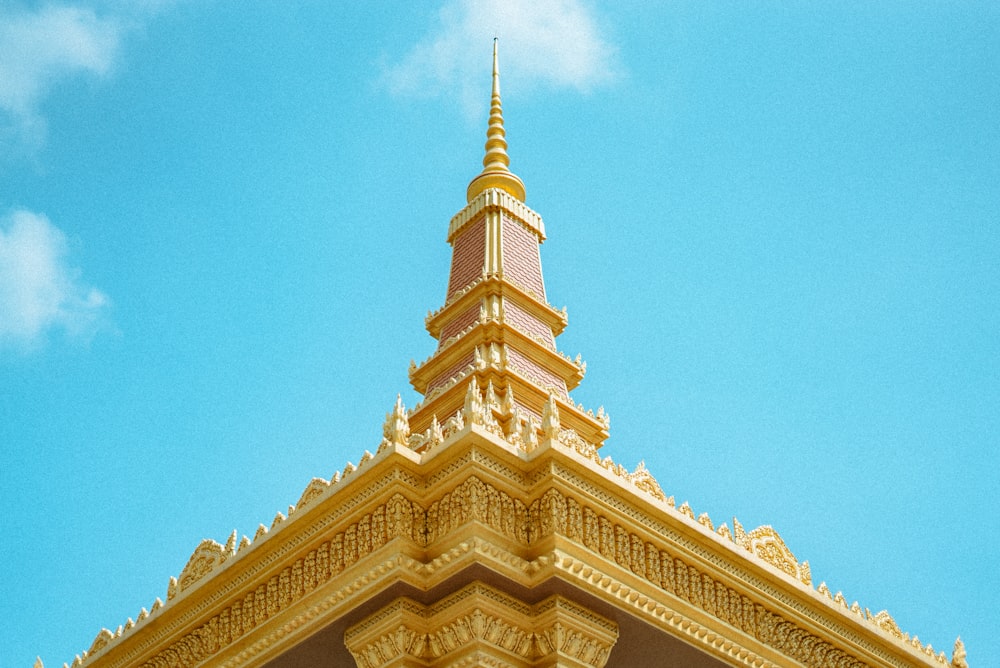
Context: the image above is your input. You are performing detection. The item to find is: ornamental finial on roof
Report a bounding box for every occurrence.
[952,637,968,668]
[466,38,527,203]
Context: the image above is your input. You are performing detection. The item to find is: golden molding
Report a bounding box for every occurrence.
[59,399,960,668]
[450,188,543,243]
[345,581,618,667]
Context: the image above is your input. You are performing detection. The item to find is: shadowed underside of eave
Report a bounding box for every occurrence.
[262,564,731,668]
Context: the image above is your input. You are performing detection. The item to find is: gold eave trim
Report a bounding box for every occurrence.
[408,361,606,445]
[409,321,583,396]
[76,431,946,668]
[502,373,609,442]
[448,187,545,243]
[499,322,584,390]
[426,275,567,339]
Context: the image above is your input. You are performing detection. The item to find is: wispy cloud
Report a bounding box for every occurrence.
[0,4,124,153]
[0,210,110,350]
[383,0,622,115]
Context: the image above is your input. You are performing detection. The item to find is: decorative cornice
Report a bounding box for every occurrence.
[406,365,608,449]
[62,418,959,668]
[424,271,567,340]
[345,581,618,668]
[449,187,544,242]
[410,321,584,396]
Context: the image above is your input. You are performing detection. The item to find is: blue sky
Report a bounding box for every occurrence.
[1,2,996,666]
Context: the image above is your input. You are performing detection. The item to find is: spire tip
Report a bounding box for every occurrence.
[467,39,526,203]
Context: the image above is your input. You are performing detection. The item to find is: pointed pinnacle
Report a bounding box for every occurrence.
[466,39,526,202]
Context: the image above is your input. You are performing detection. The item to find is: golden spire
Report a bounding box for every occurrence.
[466,38,527,203]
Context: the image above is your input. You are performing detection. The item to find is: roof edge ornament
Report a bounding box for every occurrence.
[466,38,526,203]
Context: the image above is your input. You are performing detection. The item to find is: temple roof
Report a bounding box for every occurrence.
[407,39,607,450]
[46,41,967,668]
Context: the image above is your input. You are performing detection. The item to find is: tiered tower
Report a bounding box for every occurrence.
[50,40,966,668]
[407,39,609,449]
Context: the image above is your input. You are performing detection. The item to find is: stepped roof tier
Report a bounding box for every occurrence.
[46,41,967,668]
[407,39,606,449]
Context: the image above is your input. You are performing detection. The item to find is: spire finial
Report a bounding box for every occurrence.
[492,36,499,90]
[466,39,526,203]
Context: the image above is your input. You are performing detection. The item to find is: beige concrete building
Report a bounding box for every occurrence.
[51,43,967,668]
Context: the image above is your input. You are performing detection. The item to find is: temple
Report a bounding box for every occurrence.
[48,41,967,668]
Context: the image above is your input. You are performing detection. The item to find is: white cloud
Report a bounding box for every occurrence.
[0,4,123,152]
[0,210,110,349]
[384,0,621,115]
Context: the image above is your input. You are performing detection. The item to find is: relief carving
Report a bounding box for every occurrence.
[295,477,330,511]
[77,451,950,668]
[177,539,227,592]
[345,582,617,668]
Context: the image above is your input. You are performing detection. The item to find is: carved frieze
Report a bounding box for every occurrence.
[345,581,618,668]
[70,435,953,668]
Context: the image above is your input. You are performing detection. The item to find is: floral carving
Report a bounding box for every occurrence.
[382,395,410,448]
[952,638,968,668]
[736,522,812,586]
[69,439,953,668]
[869,609,904,639]
[346,582,617,668]
[629,460,665,501]
[177,539,227,591]
[295,477,330,510]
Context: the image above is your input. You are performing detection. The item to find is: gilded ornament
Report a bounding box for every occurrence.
[952,638,968,668]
